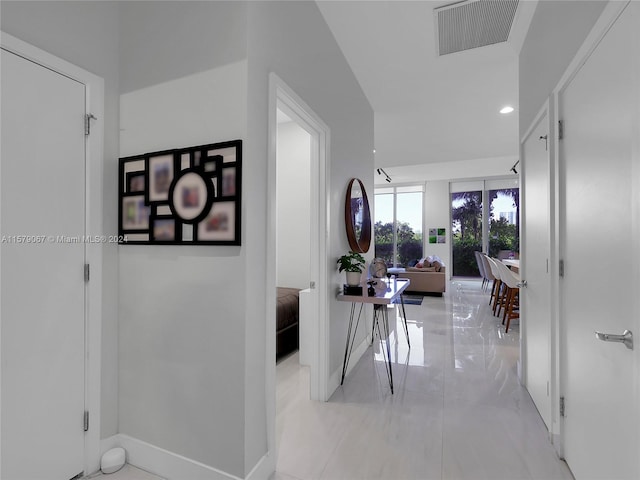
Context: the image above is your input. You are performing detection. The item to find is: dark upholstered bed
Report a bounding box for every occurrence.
[276,287,300,359]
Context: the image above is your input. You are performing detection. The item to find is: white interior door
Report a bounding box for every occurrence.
[1,49,86,479]
[522,112,552,430]
[560,3,640,479]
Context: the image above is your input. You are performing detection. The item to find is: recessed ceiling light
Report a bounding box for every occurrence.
[500,106,515,114]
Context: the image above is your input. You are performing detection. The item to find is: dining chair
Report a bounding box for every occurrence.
[485,257,503,314]
[474,251,488,290]
[480,254,497,300]
[495,260,521,333]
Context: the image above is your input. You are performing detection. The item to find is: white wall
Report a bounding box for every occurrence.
[519,0,607,138]
[276,121,311,289]
[3,2,375,478]
[245,1,374,473]
[518,0,610,449]
[118,0,247,94]
[115,2,251,476]
[118,62,248,476]
[376,156,518,185]
[1,0,121,439]
[424,181,451,276]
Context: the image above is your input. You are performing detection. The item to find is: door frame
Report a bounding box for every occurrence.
[551,0,632,460]
[266,71,331,453]
[0,32,104,475]
[519,99,557,439]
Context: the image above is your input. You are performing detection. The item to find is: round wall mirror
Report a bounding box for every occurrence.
[345,178,371,253]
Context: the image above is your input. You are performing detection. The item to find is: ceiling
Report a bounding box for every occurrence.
[316,0,537,183]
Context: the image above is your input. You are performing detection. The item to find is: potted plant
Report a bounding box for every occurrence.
[337,251,366,286]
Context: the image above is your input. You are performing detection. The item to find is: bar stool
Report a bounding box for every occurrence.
[495,260,520,333]
[485,257,503,314]
[474,251,488,290]
[480,254,497,297]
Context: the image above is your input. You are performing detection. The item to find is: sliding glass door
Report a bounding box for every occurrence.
[374,185,424,267]
[451,190,483,276]
[488,188,519,258]
[451,178,519,277]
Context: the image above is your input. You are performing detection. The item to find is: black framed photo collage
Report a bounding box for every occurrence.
[118,140,242,245]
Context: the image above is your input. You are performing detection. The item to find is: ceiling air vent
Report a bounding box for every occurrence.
[435,0,519,56]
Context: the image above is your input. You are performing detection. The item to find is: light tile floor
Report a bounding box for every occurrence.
[273,280,574,480]
[86,464,164,479]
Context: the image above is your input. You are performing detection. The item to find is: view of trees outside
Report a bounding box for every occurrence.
[374,190,423,267]
[374,193,394,265]
[396,191,423,266]
[489,188,520,258]
[451,191,483,276]
[451,188,519,277]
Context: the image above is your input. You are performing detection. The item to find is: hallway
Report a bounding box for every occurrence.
[274,280,573,480]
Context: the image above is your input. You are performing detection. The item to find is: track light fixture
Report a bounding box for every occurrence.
[376,168,392,183]
[510,160,520,175]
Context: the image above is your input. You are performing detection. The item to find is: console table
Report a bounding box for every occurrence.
[336,278,410,393]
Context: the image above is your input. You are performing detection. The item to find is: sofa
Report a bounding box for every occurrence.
[398,256,446,295]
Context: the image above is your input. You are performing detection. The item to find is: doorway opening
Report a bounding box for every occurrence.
[266,73,330,467]
[275,110,312,364]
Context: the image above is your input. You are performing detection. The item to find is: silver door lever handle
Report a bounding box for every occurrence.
[594,330,633,350]
[517,280,527,288]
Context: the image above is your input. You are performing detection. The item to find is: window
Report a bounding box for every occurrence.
[488,188,519,258]
[450,178,519,277]
[374,185,424,267]
[451,190,483,276]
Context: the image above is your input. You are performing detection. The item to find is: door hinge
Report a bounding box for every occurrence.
[558,120,564,140]
[559,259,564,278]
[84,410,89,432]
[560,396,565,417]
[85,113,97,136]
[84,263,90,283]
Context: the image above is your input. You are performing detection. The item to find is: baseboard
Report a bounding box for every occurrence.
[328,335,370,396]
[551,432,564,459]
[99,434,254,480]
[246,452,274,480]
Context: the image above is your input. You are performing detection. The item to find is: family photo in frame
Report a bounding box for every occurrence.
[118,139,242,245]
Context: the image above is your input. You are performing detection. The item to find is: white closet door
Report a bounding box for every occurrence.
[559,3,640,479]
[521,112,551,430]
[1,49,86,480]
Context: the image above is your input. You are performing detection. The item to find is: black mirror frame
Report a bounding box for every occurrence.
[344,178,371,253]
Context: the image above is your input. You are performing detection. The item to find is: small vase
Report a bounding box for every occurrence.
[345,271,361,286]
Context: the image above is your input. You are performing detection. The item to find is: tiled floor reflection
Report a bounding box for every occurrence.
[273,280,574,480]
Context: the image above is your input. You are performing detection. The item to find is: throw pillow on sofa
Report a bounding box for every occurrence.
[406,266,436,272]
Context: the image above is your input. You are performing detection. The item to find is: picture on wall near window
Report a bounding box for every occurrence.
[429,227,446,244]
[118,139,242,245]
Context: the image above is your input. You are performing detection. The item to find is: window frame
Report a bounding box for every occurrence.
[374,183,425,268]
